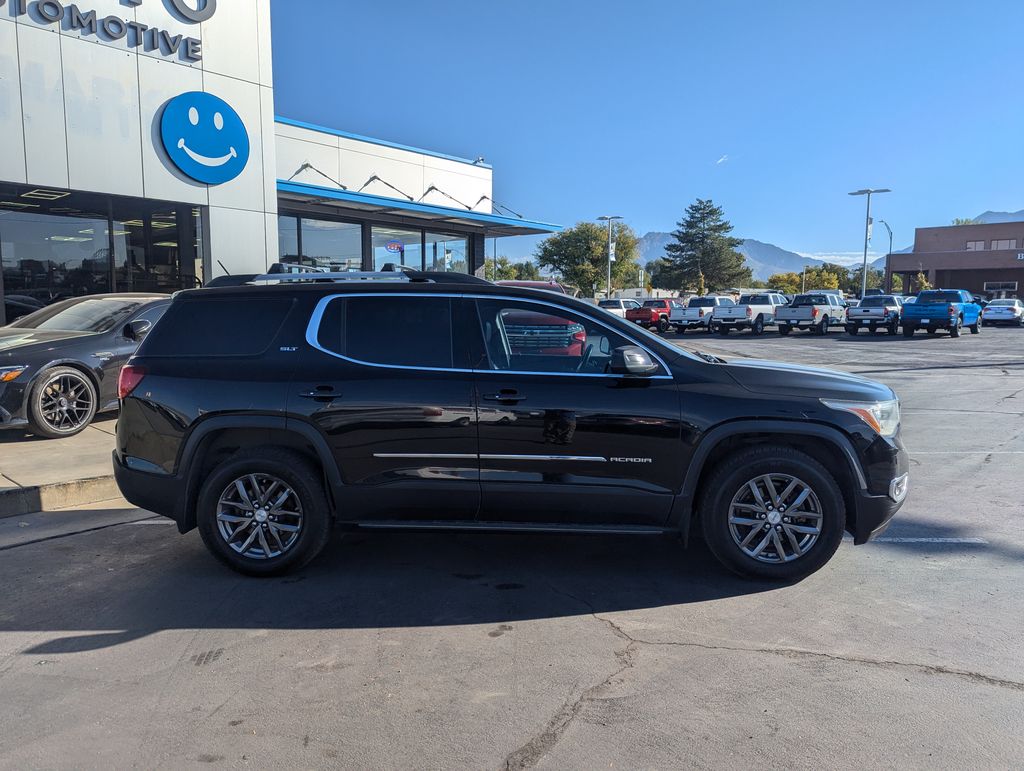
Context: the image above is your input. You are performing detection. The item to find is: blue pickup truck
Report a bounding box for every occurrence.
[902,289,982,337]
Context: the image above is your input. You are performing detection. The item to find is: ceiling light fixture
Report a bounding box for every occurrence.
[21,188,71,201]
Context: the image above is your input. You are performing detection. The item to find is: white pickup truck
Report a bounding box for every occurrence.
[714,293,789,335]
[669,296,736,333]
[776,293,848,335]
[845,295,904,335]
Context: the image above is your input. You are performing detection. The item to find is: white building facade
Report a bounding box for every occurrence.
[0,0,557,321]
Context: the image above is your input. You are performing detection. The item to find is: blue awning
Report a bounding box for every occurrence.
[277,180,561,237]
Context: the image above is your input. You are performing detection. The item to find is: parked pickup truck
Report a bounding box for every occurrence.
[776,293,848,335]
[670,295,736,333]
[715,293,789,335]
[846,295,904,335]
[625,298,681,332]
[901,289,982,338]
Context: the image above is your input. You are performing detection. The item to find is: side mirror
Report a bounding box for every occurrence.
[609,345,660,377]
[123,319,152,341]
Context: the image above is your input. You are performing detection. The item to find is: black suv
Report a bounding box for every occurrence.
[113,272,909,580]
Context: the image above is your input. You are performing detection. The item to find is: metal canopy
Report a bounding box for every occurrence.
[277,180,561,237]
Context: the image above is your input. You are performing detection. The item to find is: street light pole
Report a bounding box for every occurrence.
[878,219,893,292]
[597,215,622,299]
[848,188,891,298]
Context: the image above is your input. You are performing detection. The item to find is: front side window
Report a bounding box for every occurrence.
[475,298,664,376]
[316,296,453,369]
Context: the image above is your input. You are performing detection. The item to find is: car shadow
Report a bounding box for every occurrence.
[4,528,785,654]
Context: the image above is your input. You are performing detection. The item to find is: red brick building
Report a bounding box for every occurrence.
[887,221,1024,298]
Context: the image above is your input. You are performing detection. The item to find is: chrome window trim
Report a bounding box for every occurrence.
[305,292,677,379]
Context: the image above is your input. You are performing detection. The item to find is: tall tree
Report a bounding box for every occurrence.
[846,266,884,295]
[951,217,975,225]
[535,221,640,296]
[767,272,802,294]
[647,258,682,290]
[663,199,751,292]
[890,273,904,292]
[483,255,517,281]
[513,260,542,281]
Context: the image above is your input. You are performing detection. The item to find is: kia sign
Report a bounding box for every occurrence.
[385,240,404,253]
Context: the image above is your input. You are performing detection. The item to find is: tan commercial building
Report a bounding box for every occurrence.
[887,221,1024,298]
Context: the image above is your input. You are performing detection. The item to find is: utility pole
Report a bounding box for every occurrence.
[597,215,622,299]
[848,188,891,298]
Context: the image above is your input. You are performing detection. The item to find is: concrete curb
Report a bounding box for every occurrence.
[0,475,122,519]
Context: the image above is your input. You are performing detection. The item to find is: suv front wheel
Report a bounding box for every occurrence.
[197,448,332,576]
[699,445,845,580]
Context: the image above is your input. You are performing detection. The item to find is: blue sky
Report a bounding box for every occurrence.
[271,0,1024,263]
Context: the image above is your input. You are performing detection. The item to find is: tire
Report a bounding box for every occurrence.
[817,316,830,335]
[969,318,981,334]
[950,317,962,337]
[718,325,731,336]
[902,325,915,337]
[752,316,765,335]
[675,325,686,335]
[658,316,670,333]
[887,321,899,336]
[27,366,98,439]
[196,447,332,576]
[846,326,858,336]
[698,445,846,581]
[868,324,877,334]
[1016,317,1023,328]
[778,325,792,336]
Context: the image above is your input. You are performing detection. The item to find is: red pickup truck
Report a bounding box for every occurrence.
[625,299,678,332]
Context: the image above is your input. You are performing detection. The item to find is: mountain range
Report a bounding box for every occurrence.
[638,232,887,280]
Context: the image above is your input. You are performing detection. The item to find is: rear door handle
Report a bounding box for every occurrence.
[299,386,340,402]
[483,389,525,403]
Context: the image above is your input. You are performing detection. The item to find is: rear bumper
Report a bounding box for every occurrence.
[903,318,956,329]
[113,451,189,531]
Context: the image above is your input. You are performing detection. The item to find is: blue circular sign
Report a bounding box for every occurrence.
[160,91,249,185]
[385,240,404,253]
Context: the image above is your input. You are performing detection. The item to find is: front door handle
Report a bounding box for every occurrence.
[299,386,340,402]
[483,389,526,403]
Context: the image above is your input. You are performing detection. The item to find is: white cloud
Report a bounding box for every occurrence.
[715,154,729,165]
[797,251,884,267]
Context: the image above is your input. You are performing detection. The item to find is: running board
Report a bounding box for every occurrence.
[354,520,670,535]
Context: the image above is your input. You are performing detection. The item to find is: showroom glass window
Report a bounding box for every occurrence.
[300,218,361,271]
[0,182,201,305]
[372,226,422,271]
[278,215,299,263]
[425,232,468,272]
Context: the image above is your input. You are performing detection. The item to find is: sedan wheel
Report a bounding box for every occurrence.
[29,367,98,438]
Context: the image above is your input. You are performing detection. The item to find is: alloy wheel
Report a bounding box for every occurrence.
[216,473,304,559]
[727,473,823,563]
[38,373,94,433]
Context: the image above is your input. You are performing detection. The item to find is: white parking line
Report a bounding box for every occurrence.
[910,451,1024,454]
[125,519,175,525]
[875,537,988,544]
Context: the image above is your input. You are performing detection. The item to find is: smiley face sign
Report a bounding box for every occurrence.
[160,92,250,185]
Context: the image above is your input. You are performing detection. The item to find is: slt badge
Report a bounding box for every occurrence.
[160,91,249,185]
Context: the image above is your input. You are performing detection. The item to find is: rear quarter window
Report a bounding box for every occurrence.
[141,296,295,357]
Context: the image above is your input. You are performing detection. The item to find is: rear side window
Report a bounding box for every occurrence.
[688,298,715,308]
[143,296,294,357]
[316,296,453,369]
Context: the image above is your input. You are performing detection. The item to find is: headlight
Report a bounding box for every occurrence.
[0,365,28,383]
[821,398,900,437]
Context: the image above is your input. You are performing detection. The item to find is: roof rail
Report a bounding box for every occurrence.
[248,270,494,286]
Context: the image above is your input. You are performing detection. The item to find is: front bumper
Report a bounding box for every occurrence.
[852,484,905,544]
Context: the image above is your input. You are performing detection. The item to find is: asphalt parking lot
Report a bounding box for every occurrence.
[1,327,1023,769]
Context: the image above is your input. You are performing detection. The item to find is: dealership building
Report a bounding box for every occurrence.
[887,221,1024,298]
[0,0,559,322]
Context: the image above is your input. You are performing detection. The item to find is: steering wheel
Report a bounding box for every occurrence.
[576,343,594,373]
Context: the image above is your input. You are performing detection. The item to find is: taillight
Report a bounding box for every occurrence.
[698,309,705,317]
[745,306,752,317]
[947,304,956,316]
[811,307,819,318]
[118,365,146,400]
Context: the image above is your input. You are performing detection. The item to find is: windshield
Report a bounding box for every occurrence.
[10,297,150,333]
[791,294,830,306]
[917,290,964,304]
[858,297,892,307]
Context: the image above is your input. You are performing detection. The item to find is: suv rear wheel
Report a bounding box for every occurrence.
[699,446,845,580]
[197,448,332,576]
